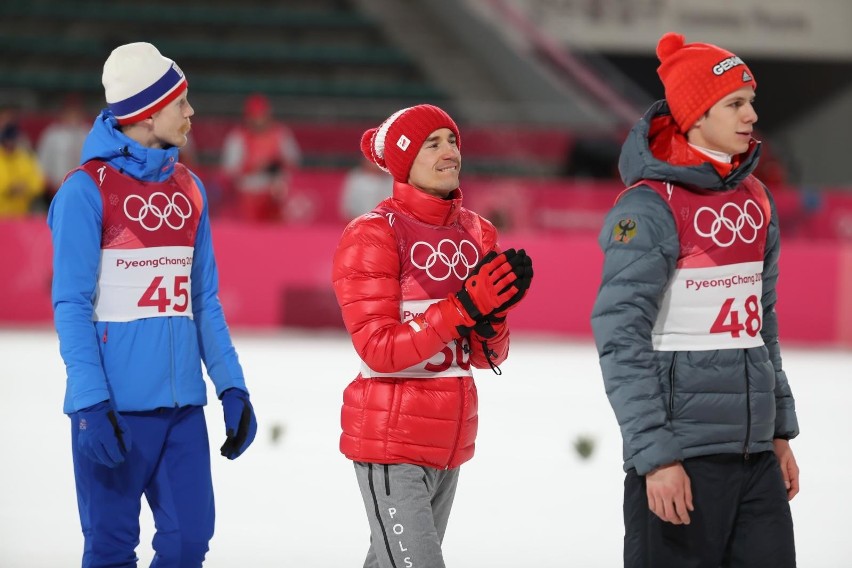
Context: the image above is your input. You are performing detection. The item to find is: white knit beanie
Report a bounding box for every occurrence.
[102,42,188,125]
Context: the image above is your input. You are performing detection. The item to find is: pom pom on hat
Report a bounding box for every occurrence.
[656,32,756,133]
[103,42,188,125]
[360,104,460,182]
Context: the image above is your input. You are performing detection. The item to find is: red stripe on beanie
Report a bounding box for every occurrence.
[115,79,188,125]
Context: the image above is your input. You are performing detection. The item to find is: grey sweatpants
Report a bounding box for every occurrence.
[354,462,460,568]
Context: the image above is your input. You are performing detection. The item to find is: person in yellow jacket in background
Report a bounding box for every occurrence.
[0,118,46,217]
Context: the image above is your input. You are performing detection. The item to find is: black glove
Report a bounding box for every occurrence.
[220,388,258,460]
[73,400,132,468]
[493,248,533,316]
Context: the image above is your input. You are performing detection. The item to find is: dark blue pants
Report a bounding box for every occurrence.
[71,405,215,568]
[623,452,795,568]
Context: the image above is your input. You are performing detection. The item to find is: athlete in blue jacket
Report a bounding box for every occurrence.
[48,42,257,567]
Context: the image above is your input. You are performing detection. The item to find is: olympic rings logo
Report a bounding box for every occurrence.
[694,199,764,247]
[410,239,479,281]
[124,192,192,231]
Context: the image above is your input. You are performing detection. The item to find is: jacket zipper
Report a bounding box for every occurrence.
[743,357,752,460]
[102,322,109,343]
[445,378,465,469]
[444,201,457,225]
[169,318,178,406]
[668,352,678,414]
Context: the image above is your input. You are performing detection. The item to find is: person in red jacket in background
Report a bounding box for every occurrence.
[220,92,301,222]
[331,104,533,568]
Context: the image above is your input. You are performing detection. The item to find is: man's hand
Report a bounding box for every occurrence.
[220,388,258,460]
[773,439,800,501]
[73,400,132,468]
[646,462,694,525]
[492,248,533,316]
[455,250,518,320]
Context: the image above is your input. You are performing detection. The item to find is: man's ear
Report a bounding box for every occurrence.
[687,116,704,136]
[692,109,711,130]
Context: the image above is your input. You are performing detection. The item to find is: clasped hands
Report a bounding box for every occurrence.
[446,247,534,337]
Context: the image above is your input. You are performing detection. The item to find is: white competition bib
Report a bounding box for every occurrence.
[653,261,765,351]
[361,299,473,378]
[94,246,194,322]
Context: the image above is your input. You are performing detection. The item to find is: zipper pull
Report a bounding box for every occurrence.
[102,323,108,343]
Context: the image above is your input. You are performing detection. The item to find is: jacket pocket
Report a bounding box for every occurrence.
[668,352,679,418]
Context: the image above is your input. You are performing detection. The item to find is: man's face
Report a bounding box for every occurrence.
[688,86,757,156]
[150,91,194,149]
[407,128,461,197]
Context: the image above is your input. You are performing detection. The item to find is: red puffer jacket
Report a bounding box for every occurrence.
[332,181,510,469]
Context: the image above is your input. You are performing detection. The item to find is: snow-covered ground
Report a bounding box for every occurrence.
[1,329,848,567]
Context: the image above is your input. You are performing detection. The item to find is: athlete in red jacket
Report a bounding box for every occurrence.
[332,105,533,568]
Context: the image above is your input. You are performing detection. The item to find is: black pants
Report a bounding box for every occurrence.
[623,452,795,568]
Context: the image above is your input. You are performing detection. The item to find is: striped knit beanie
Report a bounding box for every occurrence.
[360,104,460,182]
[102,42,188,125]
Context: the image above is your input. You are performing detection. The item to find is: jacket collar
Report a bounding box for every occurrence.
[391,181,463,226]
[619,100,761,191]
[80,110,180,182]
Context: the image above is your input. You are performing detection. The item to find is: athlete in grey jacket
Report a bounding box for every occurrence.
[591,32,799,568]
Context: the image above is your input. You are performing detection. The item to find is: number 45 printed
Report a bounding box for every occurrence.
[711,295,761,338]
[138,276,190,312]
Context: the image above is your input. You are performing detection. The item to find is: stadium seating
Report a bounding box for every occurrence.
[0,0,445,114]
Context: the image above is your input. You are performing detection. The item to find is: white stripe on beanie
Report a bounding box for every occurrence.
[103,42,187,124]
[373,106,411,162]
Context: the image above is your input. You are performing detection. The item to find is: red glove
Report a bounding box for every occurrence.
[427,250,518,342]
[455,250,518,320]
[492,248,533,317]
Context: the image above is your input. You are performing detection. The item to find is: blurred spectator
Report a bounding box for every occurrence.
[339,155,393,220]
[0,119,46,217]
[36,93,90,203]
[178,128,200,168]
[752,131,794,187]
[220,93,301,222]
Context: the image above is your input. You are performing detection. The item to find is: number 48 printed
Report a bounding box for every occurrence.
[137,276,190,312]
[710,295,761,337]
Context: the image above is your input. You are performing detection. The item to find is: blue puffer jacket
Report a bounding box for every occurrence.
[591,101,799,476]
[48,110,246,414]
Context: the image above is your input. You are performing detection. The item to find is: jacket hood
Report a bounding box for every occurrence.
[618,100,761,191]
[390,181,463,226]
[80,109,180,182]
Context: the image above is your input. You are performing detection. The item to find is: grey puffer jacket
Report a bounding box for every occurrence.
[591,101,799,476]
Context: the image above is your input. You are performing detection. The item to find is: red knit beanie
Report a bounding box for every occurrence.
[360,104,460,182]
[656,32,757,133]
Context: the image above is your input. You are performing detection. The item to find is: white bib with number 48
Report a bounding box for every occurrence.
[653,261,764,351]
[634,177,772,352]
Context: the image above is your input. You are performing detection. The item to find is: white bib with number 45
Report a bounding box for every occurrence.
[94,246,194,322]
